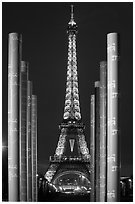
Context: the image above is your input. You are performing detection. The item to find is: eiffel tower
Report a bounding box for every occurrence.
[45,5,91,194]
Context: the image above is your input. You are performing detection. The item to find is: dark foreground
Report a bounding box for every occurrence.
[2,192,133,202]
[38,191,133,202]
[38,191,90,202]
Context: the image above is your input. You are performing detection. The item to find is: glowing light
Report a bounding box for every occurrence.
[78,133,90,157]
[55,132,66,156]
[69,139,75,152]
[63,23,81,121]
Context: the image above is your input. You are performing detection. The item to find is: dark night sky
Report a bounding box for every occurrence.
[2,2,133,176]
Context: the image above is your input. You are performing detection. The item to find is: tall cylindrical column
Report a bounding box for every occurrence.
[99,61,107,201]
[31,95,37,201]
[95,81,100,202]
[8,33,22,201]
[107,33,120,201]
[19,61,28,201]
[27,80,32,201]
[90,94,95,202]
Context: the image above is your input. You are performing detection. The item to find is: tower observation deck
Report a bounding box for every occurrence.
[44,5,91,196]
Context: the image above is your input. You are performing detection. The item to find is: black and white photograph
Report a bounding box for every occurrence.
[2,1,133,202]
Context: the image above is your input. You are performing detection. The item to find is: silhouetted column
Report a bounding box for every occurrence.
[99,61,107,201]
[8,33,22,201]
[27,81,32,201]
[31,95,37,201]
[90,94,95,202]
[107,33,120,202]
[19,61,28,201]
[95,81,100,202]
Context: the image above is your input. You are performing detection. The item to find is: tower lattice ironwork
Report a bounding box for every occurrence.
[45,6,91,192]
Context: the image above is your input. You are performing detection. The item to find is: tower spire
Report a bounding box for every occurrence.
[71,5,74,21]
[68,4,76,27]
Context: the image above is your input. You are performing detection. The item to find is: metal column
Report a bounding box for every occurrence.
[107,33,120,201]
[99,61,107,201]
[90,94,95,202]
[31,95,37,201]
[27,80,32,201]
[19,61,28,201]
[8,33,22,201]
[95,81,100,202]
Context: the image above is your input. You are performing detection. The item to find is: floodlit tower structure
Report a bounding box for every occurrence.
[107,33,120,201]
[8,33,22,201]
[45,5,91,194]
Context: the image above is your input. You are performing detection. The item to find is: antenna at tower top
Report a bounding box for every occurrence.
[68,4,76,27]
[71,5,74,20]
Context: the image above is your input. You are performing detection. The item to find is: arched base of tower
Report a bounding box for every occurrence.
[52,170,90,195]
[42,160,91,201]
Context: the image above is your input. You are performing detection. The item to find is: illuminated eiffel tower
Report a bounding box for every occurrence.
[45,5,91,194]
